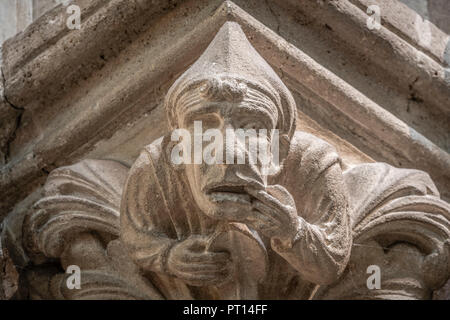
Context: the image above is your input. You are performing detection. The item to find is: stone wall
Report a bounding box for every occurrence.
[0,0,64,45]
[1,1,448,46]
[0,1,30,45]
[400,0,450,34]
[1,0,449,300]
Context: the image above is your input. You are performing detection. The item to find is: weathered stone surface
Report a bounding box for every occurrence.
[0,66,21,166]
[0,0,449,300]
[0,228,19,300]
[19,22,450,300]
[1,0,449,218]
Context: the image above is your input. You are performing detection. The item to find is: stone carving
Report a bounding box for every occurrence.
[22,22,450,300]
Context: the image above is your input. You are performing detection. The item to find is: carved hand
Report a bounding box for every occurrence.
[244,185,302,247]
[166,235,233,286]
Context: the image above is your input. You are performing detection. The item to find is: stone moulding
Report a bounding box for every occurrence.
[20,21,450,300]
[0,0,449,217]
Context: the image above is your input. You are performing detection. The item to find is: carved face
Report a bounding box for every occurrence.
[177,81,279,220]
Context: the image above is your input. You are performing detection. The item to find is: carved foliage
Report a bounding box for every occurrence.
[24,159,127,259]
[22,160,164,299]
[20,21,450,300]
[314,163,450,299]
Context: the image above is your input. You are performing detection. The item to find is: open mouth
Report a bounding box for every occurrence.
[206,184,251,204]
[207,185,247,194]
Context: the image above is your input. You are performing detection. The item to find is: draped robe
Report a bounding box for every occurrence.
[120,131,352,299]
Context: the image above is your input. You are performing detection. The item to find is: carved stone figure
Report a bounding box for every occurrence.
[22,22,450,300]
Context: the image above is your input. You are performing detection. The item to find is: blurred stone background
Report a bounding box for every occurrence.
[0,0,65,45]
[0,0,449,301]
[400,0,450,34]
[0,1,448,46]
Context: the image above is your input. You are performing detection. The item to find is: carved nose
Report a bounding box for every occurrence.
[221,133,265,187]
[222,125,254,164]
[222,162,265,188]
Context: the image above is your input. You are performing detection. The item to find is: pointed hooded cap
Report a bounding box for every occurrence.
[165,22,297,139]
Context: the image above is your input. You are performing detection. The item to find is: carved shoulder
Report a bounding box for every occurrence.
[283,131,342,182]
[276,131,345,218]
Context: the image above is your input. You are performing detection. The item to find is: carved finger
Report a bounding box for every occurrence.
[245,208,276,224]
[177,268,232,286]
[245,211,281,236]
[252,200,284,225]
[260,227,281,238]
[245,187,285,212]
[187,251,231,263]
[176,261,232,273]
[223,203,255,222]
[244,218,267,232]
[186,237,210,250]
[266,185,296,209]
[245,220,280,238]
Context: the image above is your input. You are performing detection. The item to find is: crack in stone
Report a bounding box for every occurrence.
[408,76,424,103]
[1,66,24,112]
[1,65,25,164]
[0,221,7,300]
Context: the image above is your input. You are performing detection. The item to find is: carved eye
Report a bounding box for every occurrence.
[185,112,221,130]
[201,115,222,129]
[240,120,266,132]
[200,78,247,102]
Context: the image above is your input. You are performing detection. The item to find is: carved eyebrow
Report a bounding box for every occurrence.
[181,103,221,125]
[232,104,277,129]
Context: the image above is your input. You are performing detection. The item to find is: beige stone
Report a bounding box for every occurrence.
[0,0,449,300]
[19,22,450,300]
